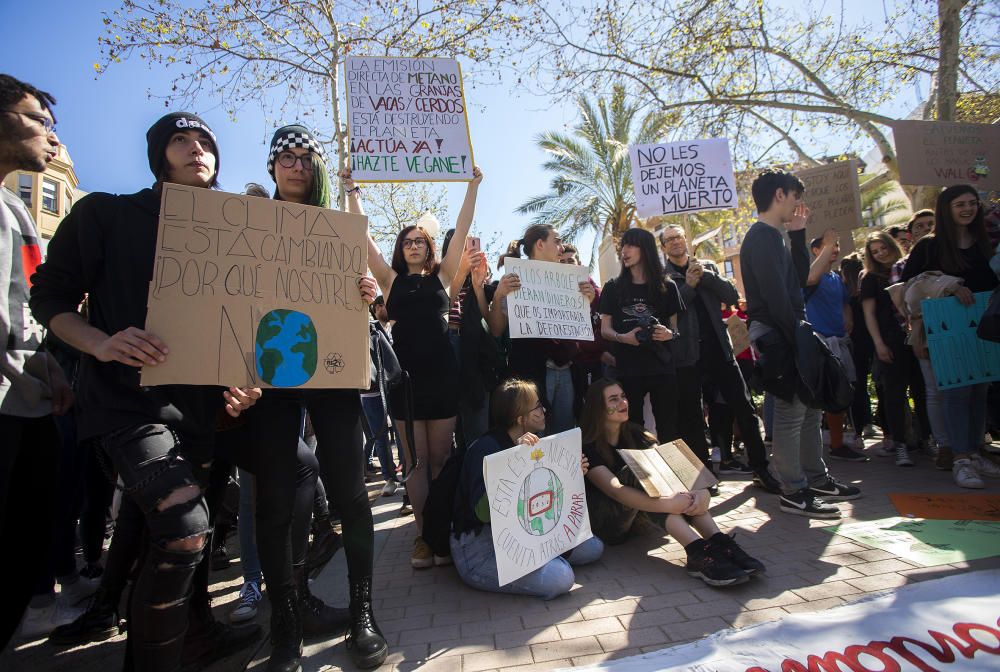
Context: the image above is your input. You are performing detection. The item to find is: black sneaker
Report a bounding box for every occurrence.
[708,532,766,575]
[752,470,782,494]
[684,539,749,587]
[779,489,841,519]
[808,476,862,501]
[830,446,870,462]
[718,459,753,475]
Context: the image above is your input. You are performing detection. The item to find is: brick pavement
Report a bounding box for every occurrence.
[4,439,999,672]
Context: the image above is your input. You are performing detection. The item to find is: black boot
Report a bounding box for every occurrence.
[48,584,122,646]
[346,576,387,669]
[267,589,303,672]
[305,517,343,579]
[294,565,349,638]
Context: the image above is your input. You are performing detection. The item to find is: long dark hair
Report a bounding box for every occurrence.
[617,228,670,295]
[505,224,556,260]
[934,184,991,273]
[580,378,656,468]
[390,225,439,275]
[840,252,863,297]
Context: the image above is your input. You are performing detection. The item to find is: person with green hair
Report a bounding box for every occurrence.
[240,123,386,672]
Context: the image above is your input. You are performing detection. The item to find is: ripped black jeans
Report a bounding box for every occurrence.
[102,423,212,672]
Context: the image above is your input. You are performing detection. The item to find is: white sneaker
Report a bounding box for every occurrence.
[229,580,263,624]
[19,601,85,639]
[381,479,398,496]
[970,453,1000,478]
[58,575,100,606]
[953,459,985,489]
[894,443,914,467]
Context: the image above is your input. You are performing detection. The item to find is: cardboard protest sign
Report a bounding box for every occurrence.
[617,440,718,498]
[141,184,370,389]
[629,138,738,218]
[345,56,475,182]
[922,292,1000,390]
[483,428,592,586]
[891,120,999,190]
[796,159,863,243]
[503,258,594,341]
[725,313,750,356]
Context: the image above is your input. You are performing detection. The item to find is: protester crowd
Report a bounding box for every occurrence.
[2,72,999,672]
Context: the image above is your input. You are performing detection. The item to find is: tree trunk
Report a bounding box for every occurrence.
[936,0,966,123]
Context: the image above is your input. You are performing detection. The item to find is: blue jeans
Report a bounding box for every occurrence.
[362,395,396,480]
[546,366,575,435]
[941,383,988,456]
[450,527,603,600]
[918,358,950,448]
[236,468,262,584]
[771,393,828,494]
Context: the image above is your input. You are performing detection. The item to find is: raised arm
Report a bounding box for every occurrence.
[807,229,838,286]
[438,166,483,291]
[339,168,394,295]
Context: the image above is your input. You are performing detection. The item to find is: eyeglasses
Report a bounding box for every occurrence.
[951,199,979,209]
[276,152,314,171]
[528,401,546,414]
[402,238,428,249]
[661,234,684,244]
[3,110,56,135]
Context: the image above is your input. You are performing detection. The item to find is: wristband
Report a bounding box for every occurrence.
[347,186,361,194]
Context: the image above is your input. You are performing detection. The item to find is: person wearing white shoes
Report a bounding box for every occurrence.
[902,185,1000,489]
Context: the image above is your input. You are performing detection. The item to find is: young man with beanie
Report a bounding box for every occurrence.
[241,123,386,672]
[740,169,861,519]
[0,73,75,650]
[30,111,262,671]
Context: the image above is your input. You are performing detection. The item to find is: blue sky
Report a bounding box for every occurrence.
[2,2,926,269]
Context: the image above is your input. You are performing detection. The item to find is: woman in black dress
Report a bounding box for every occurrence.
[341,165,483,569]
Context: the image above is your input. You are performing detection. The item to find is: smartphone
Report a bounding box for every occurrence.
[466,236,481,252]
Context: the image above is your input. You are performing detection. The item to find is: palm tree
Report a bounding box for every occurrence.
[516,85,675,252]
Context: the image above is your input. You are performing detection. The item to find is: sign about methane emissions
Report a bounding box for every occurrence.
[503,258,594,341]
[629,138,738,218]
[345,56,475,182]
[483,428,593,586]
[141,184,370,390]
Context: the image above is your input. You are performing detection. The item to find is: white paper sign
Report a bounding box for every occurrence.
[629,138,738,218]
[483,428,593,587]
[504,258,594,341]
[345,56,475,182]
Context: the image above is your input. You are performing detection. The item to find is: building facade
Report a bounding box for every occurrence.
[2,143,85,243]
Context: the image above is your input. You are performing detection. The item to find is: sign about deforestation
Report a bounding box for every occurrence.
[892,120,999,190]
[483,428,593,586]
[797,159,864,243]
[345,56,475,182]
[503,258,594,341]
[140,183,371,389]
[629,138,738,218]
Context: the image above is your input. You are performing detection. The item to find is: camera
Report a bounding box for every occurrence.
[633,314,661,344]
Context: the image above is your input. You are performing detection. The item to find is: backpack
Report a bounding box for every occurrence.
[421,449,466,557]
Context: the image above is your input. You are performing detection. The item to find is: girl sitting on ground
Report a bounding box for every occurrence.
[451,379,604,599]
[579,378,765,587]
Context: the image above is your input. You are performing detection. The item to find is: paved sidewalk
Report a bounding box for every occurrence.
[5,439,999,671]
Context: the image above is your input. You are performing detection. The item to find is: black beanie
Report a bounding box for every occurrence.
[146,112,219,181]
[267,124,327,179]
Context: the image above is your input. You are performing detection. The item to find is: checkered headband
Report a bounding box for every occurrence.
[267,124,328,178]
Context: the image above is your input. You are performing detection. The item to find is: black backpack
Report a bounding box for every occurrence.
[421,449,467,558]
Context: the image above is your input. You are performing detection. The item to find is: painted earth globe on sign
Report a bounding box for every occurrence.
[255,309,318,387]
[517,467,564,536]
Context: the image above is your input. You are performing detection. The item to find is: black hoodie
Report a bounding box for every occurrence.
[30,188,222,439]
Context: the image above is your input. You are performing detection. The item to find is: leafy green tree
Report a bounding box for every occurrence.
[515,85,675,256]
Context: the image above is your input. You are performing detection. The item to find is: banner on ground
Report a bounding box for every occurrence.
[922,293,1000,389]
[572,569,1000,672]
[503,258,594,341]
[629,138,737,218]
[141,183,371,389]
[796,159,863,244]
[889,493,1000,522]
[825,516,1000,566]
[345,56,475,182]
[483,428,593,586]
[891,120,999,190]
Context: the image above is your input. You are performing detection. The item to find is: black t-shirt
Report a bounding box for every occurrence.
[902,236,999,293]
[599,277,683,376]
[859,271,906,345]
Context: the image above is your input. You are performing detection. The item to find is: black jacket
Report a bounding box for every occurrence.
[30,188,223,439]
[666,258,740,366]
